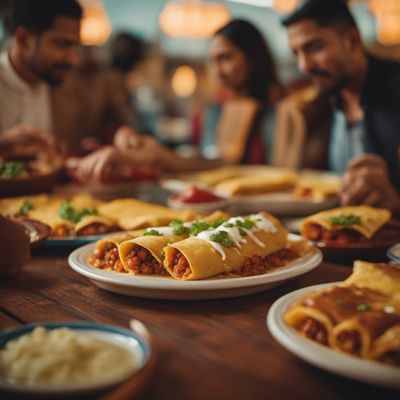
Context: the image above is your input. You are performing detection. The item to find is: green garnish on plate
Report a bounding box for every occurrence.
[19,199,33,216]
[329,214,361,226]
[210,231,234,248]
[0,162,26,179]
[356,303,371,312]
[169,220,189,236]
[59,200,98,223]
[143,229,162,236]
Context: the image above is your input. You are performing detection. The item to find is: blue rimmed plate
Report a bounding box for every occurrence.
[387,243,400,264]
[0,321,152,396]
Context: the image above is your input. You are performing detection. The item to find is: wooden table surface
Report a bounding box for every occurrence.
[0,249,399,400]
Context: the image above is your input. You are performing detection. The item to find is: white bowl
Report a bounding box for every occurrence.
[0,321,152,397]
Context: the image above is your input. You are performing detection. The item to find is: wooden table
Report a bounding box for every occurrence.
[1,250,399,400]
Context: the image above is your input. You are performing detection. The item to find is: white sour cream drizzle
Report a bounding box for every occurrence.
[194,213,276,261]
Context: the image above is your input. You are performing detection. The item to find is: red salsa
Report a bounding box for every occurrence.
[177,187,224,204]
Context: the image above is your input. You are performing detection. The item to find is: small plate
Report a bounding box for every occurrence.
[68,235,322,300]
[267,283,400,389]
[167,195,231,213]
[387,243,400,264]
[0,321,151,396]
[229,192,339,217]
[44,234,107,248]
[312,241,394,264]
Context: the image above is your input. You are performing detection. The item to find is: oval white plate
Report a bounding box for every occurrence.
[0,321,151,396]
[230,192,339,217]
[387,243,400,265]
[68,235,322,300]
[267,283,400,389]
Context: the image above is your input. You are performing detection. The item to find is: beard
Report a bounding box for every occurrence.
[309,69,351,97]
[31,63,72,86]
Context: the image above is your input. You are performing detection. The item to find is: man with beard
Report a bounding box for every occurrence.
[282,0,400,215]
[0,0,82,156]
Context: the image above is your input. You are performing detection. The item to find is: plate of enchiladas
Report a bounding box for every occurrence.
[68,211,322,300]
[300,206,400,262]
[162,166,341,216]
[267,261,400,389]
[0,194,202,247]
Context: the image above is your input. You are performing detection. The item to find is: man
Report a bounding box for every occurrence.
[0,0,82,157]
[1,0,134,155]
[282,0,400,215]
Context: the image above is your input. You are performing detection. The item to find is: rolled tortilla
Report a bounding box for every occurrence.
[75,215,119,236]
[119,210,231,276]
[368,324,400,366]
[163,212,288,280]
[284,285,389,347]
[88,231,141,272]
[332,311,400,358]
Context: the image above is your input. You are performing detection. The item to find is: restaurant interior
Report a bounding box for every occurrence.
[0,0,400,399]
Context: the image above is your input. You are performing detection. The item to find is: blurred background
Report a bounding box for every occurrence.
[1,0,398,148]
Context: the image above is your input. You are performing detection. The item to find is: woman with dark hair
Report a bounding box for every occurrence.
[200,19,283,164]
[74,19,282,182]
[212,19,280,104]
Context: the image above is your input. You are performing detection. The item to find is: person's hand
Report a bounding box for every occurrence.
[341,154,400,215]
[0,216,30,276]
[0,125,65,161]
[73,146,122,184]
[113,125,149,150]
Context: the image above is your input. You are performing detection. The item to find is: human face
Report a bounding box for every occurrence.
[288,20,355,94]
[26,16,80,85]
[210,34,250,94]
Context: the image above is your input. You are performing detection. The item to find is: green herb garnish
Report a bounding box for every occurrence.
[336,299,347,307]
[169,220,189,236]
[0,162,26,179]
[223,223,234,228]
[19,199,33,216]
[143,229,162,236]
[210,231,234,247]
[58,200,98,223]
[210,219,227,228]
[356,303,371,312]
[236,219,254,230]
[329,214,361,226]
[190,221,211,236]
[239,228,247,237]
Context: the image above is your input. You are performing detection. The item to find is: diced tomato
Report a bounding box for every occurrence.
[177,186,224,204]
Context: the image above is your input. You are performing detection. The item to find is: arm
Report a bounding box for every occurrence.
[341,154,400,216]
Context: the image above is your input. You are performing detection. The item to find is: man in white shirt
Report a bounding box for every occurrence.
[0,0,82,158]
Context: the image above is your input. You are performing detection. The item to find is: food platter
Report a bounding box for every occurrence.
[68,235,322,300]
[267,283,400,389]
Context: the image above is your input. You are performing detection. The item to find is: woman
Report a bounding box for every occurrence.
[74,20,282,183]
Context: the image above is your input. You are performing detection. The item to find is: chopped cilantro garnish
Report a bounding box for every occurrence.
[19,199,33,216]
[335,299,347,307]
[0,162,26,179]
[223,222,234,228]
[356,303,371,312]
[210,231,234,247]
[329,214,361,226]
[239,228,247,237]
[190,221,211,236]
[58,200,98,223]
[143,229,162,236]
[169,220,189,236]
[210,219,227,228]
[236,219,254,230]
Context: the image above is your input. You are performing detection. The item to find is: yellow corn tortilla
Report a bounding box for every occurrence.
[302,206,391,240]
[163,212,287,280]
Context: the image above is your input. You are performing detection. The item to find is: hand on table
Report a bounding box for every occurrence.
[341,154,400,215]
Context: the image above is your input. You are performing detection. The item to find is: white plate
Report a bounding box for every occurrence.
[0,321,151,396]
[68,236,322,300]
[229,192,339,217]
[267,283,400,389]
